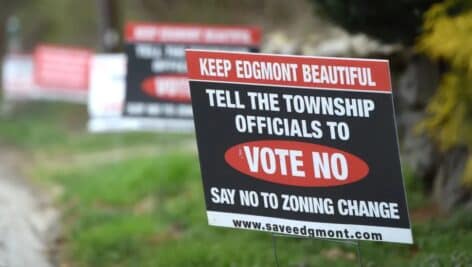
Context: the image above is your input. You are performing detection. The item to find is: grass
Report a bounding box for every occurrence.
[0,102,471,266]
[0,102,192,153]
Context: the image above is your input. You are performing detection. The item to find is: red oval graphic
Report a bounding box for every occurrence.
[141,75,190,102]
[224,140,369,187]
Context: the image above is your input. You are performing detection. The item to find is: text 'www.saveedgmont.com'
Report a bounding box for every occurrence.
[232,219,383,241]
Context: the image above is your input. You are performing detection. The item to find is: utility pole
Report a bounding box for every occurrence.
[97,0,122,52]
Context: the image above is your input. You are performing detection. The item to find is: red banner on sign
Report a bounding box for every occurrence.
[186,50,391,93]
[125,22,261,46]
[34,44,92,90]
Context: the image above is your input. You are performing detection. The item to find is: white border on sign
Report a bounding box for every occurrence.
[207,211,413,244]
[88,117,195,133]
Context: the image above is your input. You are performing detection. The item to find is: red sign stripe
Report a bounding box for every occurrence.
[185,50,391,93]
[125,22,261,46]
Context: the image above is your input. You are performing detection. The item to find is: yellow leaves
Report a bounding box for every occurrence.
[417,1,472,73]
[418,71,471,151]
[417,84,453,149]
[463,155,472,187]
[417,0,472,188]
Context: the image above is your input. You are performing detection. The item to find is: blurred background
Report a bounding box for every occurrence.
[0,0,471,266]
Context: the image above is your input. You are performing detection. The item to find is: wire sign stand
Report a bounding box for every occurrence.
[271,234,364,267]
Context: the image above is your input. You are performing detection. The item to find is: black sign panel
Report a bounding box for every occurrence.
[123,23,261,130]
[186,50,413,244]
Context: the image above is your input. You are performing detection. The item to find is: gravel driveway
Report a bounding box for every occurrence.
[0,150,58,267]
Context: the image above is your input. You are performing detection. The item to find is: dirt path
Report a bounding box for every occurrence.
[0,149,58,267]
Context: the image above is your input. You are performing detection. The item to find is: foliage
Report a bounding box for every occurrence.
[4,0,99,50]
[3,0,311,52]
[417,0,472,185]
[309,0,440,44]
[1,103,470,267]
[44,152,472,267]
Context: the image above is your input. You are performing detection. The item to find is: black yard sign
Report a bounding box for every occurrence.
[185,50,413,244]
[123,22,261,130]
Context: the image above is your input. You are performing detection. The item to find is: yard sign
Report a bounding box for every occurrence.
[123,22,261,131]
[186,50,413,244]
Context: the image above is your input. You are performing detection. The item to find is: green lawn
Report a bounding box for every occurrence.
[0,102,191,153]
[0,102,471,267]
